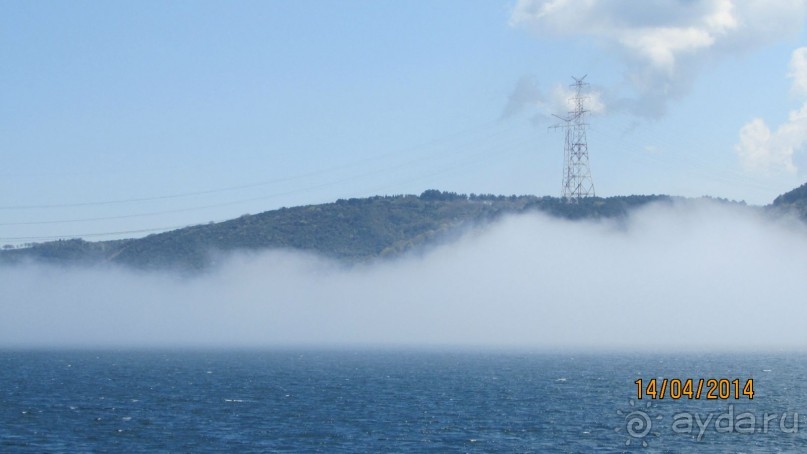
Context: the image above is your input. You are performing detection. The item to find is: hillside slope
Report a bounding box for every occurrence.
[0,191,673,270]
[770,182,807,220]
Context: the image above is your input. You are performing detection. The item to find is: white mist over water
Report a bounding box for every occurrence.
[2,200,806,351]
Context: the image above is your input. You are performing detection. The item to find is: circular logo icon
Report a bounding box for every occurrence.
[625,410,652,439]
[616,400,661,448]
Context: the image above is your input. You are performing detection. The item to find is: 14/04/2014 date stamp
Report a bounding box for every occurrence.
[635,378,754,400]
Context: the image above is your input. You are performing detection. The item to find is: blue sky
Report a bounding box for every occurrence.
[2,0,806,244]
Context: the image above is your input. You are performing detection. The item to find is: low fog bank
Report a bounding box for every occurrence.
[2,200,806,351]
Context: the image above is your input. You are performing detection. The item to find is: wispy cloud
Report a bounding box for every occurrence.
[549,82,605,115]
[501,75,545,119]
[501,77,605,124]
[509,0,807,118]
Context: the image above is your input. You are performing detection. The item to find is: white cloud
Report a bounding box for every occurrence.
[736,48,807,175]
[616,26,715,75]
[736,117,797,174]
[510,0,807,117]
[790,47,807,97]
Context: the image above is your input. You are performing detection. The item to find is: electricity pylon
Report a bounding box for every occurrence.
[552,75,595,203]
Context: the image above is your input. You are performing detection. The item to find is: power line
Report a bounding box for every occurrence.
[1,123,519,227]
[5,139,535,243]
[0,119,509,211]
[0,120,527,241]
[0,225,190,242]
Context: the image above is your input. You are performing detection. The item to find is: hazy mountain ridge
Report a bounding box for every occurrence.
[771,182,807,219]
[2,185,803,271]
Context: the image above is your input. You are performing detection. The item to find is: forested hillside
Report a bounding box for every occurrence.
[0,191,673,270]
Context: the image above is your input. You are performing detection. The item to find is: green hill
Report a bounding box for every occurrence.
[0,191,673,270]
[770,181,807,220]
[7,181,807,272]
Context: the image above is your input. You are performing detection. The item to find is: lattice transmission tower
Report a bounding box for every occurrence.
[552,75,595,203]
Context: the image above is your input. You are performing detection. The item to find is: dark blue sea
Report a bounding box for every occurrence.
[2,351,806,452]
